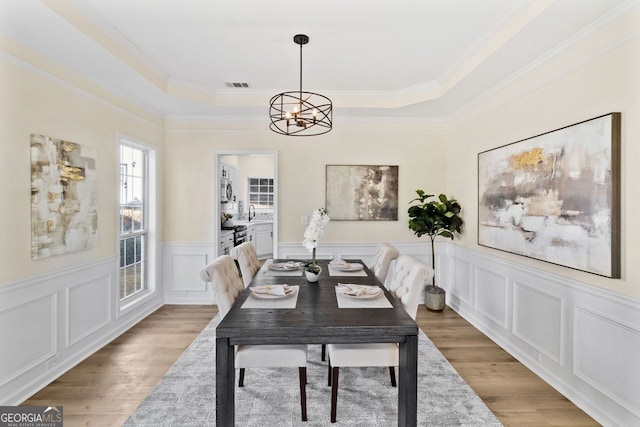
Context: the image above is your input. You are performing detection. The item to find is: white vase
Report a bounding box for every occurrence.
[304,267,322,283]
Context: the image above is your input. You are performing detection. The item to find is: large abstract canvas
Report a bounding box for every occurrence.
[31,134,98,259]
[326,165,398,221]
[478,113,621,278]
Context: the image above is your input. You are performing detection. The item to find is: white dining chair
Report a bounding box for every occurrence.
[200,255,308,421]
[369,242,400,284]
[320,243,400,362]
[230,242,262,288]
[326,255,433,423]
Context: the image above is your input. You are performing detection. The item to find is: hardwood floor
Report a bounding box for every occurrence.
[22,305,217,427]
[23,304,598,426]
[417,307,598,426]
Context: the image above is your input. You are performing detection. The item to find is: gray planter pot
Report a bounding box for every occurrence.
[424,286,445,312]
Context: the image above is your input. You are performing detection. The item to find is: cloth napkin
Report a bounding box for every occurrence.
[336,283,381,296]
[329,259,349,268]
[278,261,302,269]
[251,284,291,296]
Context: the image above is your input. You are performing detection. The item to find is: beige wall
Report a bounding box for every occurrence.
[0,59,164,284]
[163,126,448,244]
[446,16,640,298]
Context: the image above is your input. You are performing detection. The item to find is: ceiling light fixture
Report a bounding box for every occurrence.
[269,34,332,136]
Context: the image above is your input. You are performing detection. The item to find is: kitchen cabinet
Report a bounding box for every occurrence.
[254,222,273,258]
[219,230,234,256]
[246,224,257,247]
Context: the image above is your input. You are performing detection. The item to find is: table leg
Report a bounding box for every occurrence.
[398,334,418,426]
[216,337,235,427]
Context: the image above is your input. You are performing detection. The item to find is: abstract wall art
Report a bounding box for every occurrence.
[31,134,98,259]
[326,165,398,221]
[478,113,621,278]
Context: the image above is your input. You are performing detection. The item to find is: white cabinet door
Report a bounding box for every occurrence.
[219,232,234,256]
[246,224,256,246]
[254,223,273,258]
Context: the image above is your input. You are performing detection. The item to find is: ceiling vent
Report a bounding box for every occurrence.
[225,82,250,88]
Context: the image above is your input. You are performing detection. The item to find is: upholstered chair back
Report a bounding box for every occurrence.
[385,255,434,320]
[230,242,262,288]
[370,243,400,284]
[200,255,245,318]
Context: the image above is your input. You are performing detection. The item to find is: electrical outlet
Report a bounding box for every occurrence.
[302,216,309,225]
[46,355,59,369]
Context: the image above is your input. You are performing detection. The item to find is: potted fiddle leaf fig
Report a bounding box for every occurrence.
[408,190,463,312]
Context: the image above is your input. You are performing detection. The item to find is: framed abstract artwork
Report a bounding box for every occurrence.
[326,165,398,221]
[31,134,98,259]
[478,113,621,278]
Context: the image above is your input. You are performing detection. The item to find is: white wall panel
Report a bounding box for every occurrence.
[163,244,215,304]
[0,295,56,387]
[574,306,640,418]
[513,282,563,364]
[474,266,508,328]
[171,254,209,291]
[452,258,472,305]
[447,244,640,426]
[0,258,162,406]
[66,274,111,347]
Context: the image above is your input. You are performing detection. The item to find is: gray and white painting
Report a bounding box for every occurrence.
[326,165,398,221]
[31,134,98,259]
[478,114,619,277]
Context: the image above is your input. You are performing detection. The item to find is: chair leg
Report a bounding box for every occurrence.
[389,366,396,387]
[321,344,326,361]
[327,359,332,386]
[330,367,339,423]
[238,368,245,387]
[299,367,308,422]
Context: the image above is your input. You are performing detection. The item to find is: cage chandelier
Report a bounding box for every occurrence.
[269,34,333,136]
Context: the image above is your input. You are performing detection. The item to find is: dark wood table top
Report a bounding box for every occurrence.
[216,259,418,345]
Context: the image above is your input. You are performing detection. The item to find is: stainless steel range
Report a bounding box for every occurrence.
[221,224,247,247]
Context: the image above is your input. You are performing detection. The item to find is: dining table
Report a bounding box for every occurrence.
[215,258,419,426]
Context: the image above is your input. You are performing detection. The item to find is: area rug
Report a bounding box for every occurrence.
[125,315,502,426]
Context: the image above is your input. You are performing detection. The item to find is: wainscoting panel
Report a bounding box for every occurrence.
[163,243,216,304]
[574,305,640,419]
[447,245,640,426]
[171,254,209,292]
[474,266,508,329]
[513,281,563,364]
[0,294,56,388]
[66,274,112,347]
[0,257,163,406]
[452,258,472,305]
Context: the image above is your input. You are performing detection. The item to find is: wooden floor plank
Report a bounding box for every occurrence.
[21,304,598,426]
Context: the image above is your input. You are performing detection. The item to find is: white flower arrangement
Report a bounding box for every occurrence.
[302,207,329,273]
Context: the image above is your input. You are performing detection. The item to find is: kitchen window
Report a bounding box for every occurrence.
[248,177,274,209]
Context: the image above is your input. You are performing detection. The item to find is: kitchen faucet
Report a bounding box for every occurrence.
[248,204,256,221]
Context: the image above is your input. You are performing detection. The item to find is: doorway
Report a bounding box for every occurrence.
[214,150,278,258]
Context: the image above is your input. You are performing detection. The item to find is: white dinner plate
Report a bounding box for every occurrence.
[250,286,297,300]
[268,262,302,271]
[336,263,364,272]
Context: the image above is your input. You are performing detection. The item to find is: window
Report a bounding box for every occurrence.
[119,143,147,300]
[248,177,274,209]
